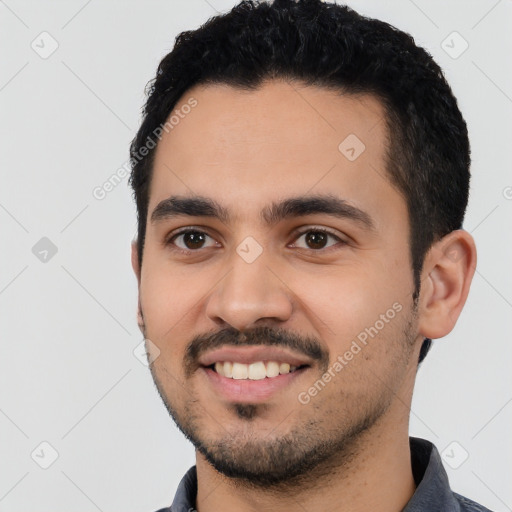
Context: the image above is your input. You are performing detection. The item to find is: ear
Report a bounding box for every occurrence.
[131,240,144,333]
[131,239,141,284]
[417,230,477,340]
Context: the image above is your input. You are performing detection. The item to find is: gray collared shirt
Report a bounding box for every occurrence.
[155,437,493,512]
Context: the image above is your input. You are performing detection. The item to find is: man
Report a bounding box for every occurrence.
[128,0,490,510]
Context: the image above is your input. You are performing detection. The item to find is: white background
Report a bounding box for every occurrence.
[0,1,511,511]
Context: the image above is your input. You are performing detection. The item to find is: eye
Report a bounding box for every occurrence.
[165,226,346,255]
[291,228,345,251]
[166,229,218,252]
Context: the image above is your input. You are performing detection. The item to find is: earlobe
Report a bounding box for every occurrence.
[417,230,477,340]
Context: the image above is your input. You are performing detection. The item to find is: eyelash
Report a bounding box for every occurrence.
[165,226,346,255]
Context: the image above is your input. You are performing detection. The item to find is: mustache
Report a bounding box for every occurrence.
[184,325,329,376]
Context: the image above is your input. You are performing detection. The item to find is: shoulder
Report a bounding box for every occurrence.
[454,492,495,512]
[151,508,195,512]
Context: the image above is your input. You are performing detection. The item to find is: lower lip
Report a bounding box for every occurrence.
[201,366,309,403]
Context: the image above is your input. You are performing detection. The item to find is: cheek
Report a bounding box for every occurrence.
[290,264,413,388]
[290,262,406,340]
[139,257,203,341]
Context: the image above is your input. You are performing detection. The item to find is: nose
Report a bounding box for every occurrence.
[205,247,293,331]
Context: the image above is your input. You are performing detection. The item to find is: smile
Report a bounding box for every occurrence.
[209,360,308,380]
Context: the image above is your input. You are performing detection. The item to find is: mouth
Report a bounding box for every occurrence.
[197,345,315,403]
[205,360,310,379]
[200,361,311,403]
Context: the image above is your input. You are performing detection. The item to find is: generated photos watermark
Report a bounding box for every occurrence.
[298,301,403,405]
[92,96,198,201]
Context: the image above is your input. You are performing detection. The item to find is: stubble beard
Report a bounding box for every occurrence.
[142,306,418,492]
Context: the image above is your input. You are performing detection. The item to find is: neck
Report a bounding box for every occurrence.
[194,415,416,512]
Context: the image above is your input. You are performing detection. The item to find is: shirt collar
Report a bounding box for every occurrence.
[403,436,461,511]
[169,437,460,511]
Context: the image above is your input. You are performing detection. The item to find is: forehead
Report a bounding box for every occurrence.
[149,79,402,229]
[158,79,388,163]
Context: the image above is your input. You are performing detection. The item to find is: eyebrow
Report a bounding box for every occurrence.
[150,194,376,231]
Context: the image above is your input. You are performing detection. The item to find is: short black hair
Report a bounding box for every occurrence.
[129,0,471,364]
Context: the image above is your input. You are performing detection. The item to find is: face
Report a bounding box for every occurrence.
[134,80,422,487]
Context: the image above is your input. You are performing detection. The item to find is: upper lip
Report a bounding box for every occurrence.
[198,346,314,367]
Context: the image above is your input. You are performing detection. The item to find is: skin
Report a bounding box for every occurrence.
[131,79,476,512]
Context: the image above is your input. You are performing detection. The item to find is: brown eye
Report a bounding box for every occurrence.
[304,231,329,249]
[293,228,344,251]
[168,230,217,252]
[182,231,206,249]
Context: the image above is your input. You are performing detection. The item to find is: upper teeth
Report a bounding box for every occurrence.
[213,361,299,380]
